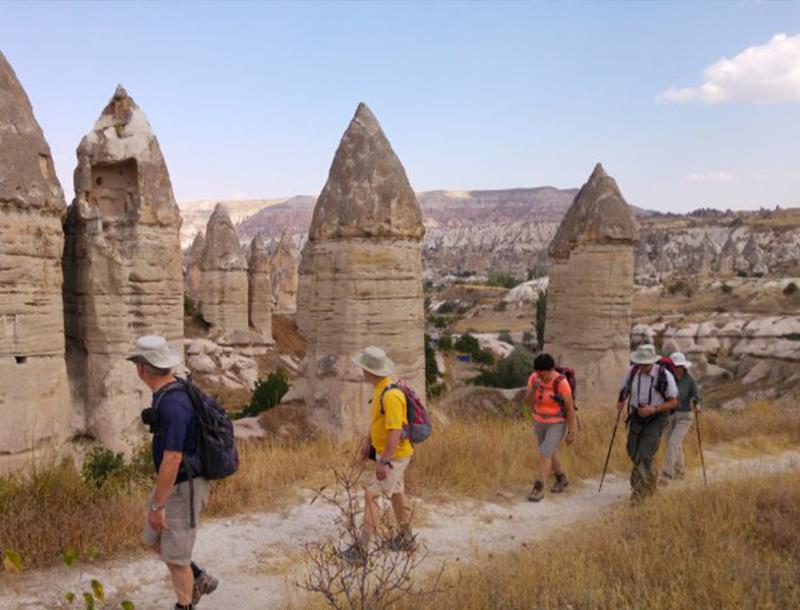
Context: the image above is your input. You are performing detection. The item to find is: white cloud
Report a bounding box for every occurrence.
[686,171,736,183]
[658,33,800,104]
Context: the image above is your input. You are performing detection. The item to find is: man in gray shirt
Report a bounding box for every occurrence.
[660,352,702,482]
[616,344,678,502]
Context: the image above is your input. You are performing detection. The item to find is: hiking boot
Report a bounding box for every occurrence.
[551,472,569,493]
[173,605,195,610]
[388,530,417,553]
[340,544,367,566]
[192,570,219,605]
[527,480,544,502]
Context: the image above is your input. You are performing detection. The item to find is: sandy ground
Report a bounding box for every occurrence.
[2,450,799,610]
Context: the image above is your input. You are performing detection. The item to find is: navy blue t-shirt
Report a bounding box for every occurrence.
[151,382,198,483]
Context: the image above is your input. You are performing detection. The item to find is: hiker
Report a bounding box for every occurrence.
[343,346,416,565]
[660,352,702,483]
[128,335,218,610]
[616,344,678,502]
[524,353,577,502]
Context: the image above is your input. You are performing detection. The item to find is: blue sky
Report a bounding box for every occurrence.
[2,1,798,212]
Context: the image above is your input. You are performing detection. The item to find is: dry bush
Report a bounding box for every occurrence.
[398,474,800,610]
[299,466,444,609]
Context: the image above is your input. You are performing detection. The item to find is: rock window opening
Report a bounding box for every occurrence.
[15,356,27,364]
[89,158,138,219]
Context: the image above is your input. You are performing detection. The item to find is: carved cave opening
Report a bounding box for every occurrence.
[89,158,138,219]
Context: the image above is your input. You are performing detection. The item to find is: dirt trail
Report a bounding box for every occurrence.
[3,451,799,610]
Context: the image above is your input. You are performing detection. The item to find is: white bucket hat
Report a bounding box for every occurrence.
[670,352,692,369]
[630,343,660,365]
[126,335,182,369]
[352,346,395,377]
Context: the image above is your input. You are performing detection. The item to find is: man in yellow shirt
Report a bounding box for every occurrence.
[343,346,415,565]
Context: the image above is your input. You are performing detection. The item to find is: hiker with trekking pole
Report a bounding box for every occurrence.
[659,352,703,485]
[614,344,678,503]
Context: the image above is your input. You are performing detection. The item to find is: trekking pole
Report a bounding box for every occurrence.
[599,405,624,493]
[693,402,707,486]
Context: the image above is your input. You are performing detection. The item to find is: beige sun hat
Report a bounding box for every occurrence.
[670,352,692,369]
[126,335,182,369]
[630,343,660,365]
[352,346,395,377]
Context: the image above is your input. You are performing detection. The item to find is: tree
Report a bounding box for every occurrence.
[536,290,547,349]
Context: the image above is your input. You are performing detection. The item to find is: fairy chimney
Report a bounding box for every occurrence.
[288,103,426,438]
[545,163,639,402]
[63,85,184,452]
[248,233,273,337]
[295,240,313,339]
[270,232,300,313]
[184,230,205,300]
[196,203,249,331]
[0,52,73,471]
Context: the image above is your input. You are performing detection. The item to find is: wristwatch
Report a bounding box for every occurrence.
[379,458,393,467]
[150,501,166,512]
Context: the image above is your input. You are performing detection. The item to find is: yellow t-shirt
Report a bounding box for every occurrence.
[370,377,414,459]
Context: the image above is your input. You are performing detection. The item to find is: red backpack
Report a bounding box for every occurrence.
[380,380,432,444]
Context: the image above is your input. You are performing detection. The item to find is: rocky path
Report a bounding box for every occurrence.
[3,451,799,610]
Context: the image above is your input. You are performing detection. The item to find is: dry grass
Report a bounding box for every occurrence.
[401,473,800,610]
[2,399,798,570]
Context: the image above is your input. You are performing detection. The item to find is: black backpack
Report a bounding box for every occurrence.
[161,378,239,527]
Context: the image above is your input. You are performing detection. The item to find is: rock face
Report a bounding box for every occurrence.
[197,203,249,331]
[184,231,205,300]
[247,234,273,337]
[295,241,312,338]
[290,103,426,437]
[0,52,73,471]
[545,163,639,403]
[270,232,300,313]
[62,85,184,452]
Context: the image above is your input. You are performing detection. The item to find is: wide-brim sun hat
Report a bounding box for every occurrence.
[126,335,183,369]
[630,343,660,365]
[670,352,692,369]
[352,346,395,377]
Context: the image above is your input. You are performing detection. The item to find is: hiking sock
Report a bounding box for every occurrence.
[190,561,203,579]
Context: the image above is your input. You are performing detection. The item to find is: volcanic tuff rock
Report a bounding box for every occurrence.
[0,51,73,471]
[545,163,639,402]
[184,230,205,300]
[63,85,184,452]
[196,203,249,331]
[248,234,273,337]
[289,103,426,437]
[270,232,300,313]
[295,241,312,339]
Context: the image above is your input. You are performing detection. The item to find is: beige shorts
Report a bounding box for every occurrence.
[142,479,210,566]
[366,457,411,497]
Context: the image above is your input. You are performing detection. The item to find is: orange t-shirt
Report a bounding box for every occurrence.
[527,373,572,424]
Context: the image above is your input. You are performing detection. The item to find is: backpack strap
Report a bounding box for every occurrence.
[173,378,202,529]
[379,383,403,416]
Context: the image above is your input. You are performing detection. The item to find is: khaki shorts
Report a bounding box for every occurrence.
[534,421,567,457]
[142,479,210,566]
[366,457,411,497]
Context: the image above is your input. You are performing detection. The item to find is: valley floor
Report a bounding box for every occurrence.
[3,449,798,610]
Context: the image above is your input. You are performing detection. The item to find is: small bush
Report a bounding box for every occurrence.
[487,272,522,289]
[784,282,799,297]
[183,294,196,316]
[438,334,453,352]
[82,448,125,489]
[522,331,534,345]
[666,279,695,298]
[424,334,441,388]
[720,282,733,294]
[470,346,535,388]
[240,369,290,418]
[472,349,495,366]
[427,314,450,329]
[454,333,481,355]
[497,331,513,344]
[526,266,546,281]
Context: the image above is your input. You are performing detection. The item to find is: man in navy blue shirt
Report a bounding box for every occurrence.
[128,335,218,610]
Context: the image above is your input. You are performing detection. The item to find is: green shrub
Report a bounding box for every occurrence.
[522,331,534,345]
[437,300,459,315]
[82,448,125,489]
[527,266,546,281]
[497,331,513,344]
[666,280,695,298]
[240,369,290,418]
[784,282,799,297]
[487,272,522,289]
[472,349,495,366]
[536,291,547,348]
[438,333,453,351]
[721,282,733,294]
[427,381,447,399]
[425,334,441,388]
[427,314,450,329]
[183,294,196,316]
[470,346,536,388]
[454,333,481,355]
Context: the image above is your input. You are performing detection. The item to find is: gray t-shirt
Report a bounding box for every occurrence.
[676,373,701,412]
[620,364,679,408]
